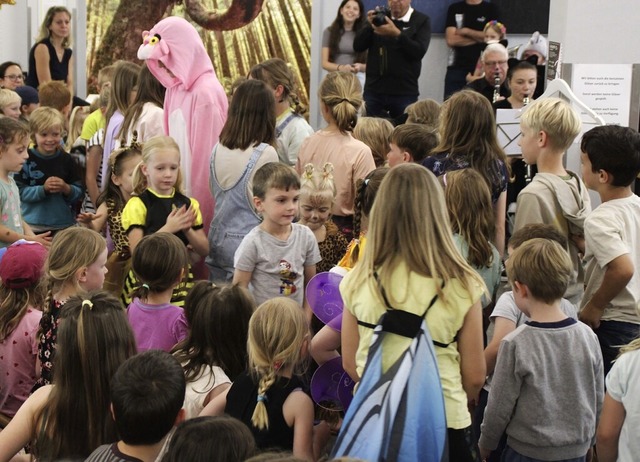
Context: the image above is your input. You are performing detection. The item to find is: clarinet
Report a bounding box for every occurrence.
[523,94,530,107]
[522,94,533,183]
[492,71,501,103]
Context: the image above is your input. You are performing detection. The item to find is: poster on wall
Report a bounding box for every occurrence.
[571,64,633,126]
[86,0,311,107]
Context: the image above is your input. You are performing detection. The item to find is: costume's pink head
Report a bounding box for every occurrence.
[137,16,217,90]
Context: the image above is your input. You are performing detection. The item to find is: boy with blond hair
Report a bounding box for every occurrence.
[578,125,640,375]
[514,97,590,306]
[479,238,603,462]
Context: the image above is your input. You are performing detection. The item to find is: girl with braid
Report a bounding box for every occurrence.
[31,227,108,391]
[201,297,323,461]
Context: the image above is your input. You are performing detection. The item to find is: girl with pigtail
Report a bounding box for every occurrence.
[299,162,349,273]
[77,134,142,300]
[32,227,108,391]
[296,71,376,241]
[201,297,327,461]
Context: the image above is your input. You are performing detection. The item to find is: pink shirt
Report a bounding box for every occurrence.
[127,298,188,352]
[0,308,42,417]
[296,129,376,217]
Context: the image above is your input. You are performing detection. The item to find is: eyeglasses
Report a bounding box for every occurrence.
[484,60,508,67]
[4,74,24,81]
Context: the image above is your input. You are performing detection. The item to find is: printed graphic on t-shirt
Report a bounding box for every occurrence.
[278,259,298,296]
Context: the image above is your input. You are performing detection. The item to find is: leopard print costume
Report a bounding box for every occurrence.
[316,220,349,274]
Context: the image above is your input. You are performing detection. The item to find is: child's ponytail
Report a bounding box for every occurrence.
[252,366,278,430]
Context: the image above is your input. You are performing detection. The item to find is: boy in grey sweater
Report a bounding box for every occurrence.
[479,239,603,462]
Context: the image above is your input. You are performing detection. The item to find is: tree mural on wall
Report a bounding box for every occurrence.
[87,0,311,108]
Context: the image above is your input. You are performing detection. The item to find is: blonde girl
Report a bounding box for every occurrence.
[299,163,348,273]
[0,89,21,120]
[296,71,376,240]
[0,242,47,421]
[172,281,255,418]
[597,337,640,462]
[424,90,509,256]
[340,163,486,462]
[249,58,314,166]
[404,98,441,130]
[444,169,501,308]
[121,135,209,306]
[77,140,142,300]
[467,20,507,83]
[202,297,320,461]
[0,291,137,461]
[127,233,189,352]
[353,117,393,167]
[32,227,107,391]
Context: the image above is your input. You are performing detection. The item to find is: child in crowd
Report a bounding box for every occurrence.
[0,118,50,248]
[161,416,257,462]
[121,135,209,306]
[479,239,603,462]
[310,167,388,367]
[86,350,186,462]
[578,125,640,375]
[172,281,254,418]
[299,163,348,273]
[340,164,486,462]
[444,169,501,309]
[14,86,40,123]
[118,63,165,145]
[202,297,320,461]
[78,142,142,299]
[83,85,110,212]
[233,162,320,310]
[102,61,141,188]
[479,224,579,462]
[16,107,83,234]
[467,20,508,83]
[404,98,441,130]
[207,79,279,282]
[515,97,590,307]
[127,233,189,352]
[64,105,90,153]
[424,90,509,256]
[353,117,393,167]
[0,89,21,120]
[81,64,115,142]
[0,241,47,420]
[386,124,438,168]
[32,227,107,390]
[296,71,376,240]
[38,80,72,119]
[597,336,640,462]
[0,291,137,461]
[249,58,314,166]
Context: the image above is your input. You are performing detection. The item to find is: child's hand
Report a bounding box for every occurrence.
[77,212,103,226]
[479,446,491,462]
[28,231,52,248]
[44,177,71,195]
[165,205,195,233]
[570,233,586,255]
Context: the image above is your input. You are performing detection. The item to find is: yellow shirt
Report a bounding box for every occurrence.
[80,109,106,141]
[341,262,483,429]
[337,235,367,269]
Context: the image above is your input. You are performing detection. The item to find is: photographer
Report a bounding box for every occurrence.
[353,0,431,120]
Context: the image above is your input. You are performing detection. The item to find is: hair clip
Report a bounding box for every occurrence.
[257,394,268,403]
[82,299,94,310]
[340,98,349,104]
[364,178,370,186]
[273,360,283,371]
[142,283,150,290]
[302,163,315,181]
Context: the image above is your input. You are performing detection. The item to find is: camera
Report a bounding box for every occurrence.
[372,6,391,27]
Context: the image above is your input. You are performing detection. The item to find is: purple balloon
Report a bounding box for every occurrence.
[306,272,344,327]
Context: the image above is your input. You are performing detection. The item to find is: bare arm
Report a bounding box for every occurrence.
[232,269,253,289]
[183,227,209,257]
[457,300,486,402]
[77,202,108,233]
[85,144,103,207]
[33,43,52,85]
[199,386,230,417]
[284,391,315,461]
[127,227,144,254]
[341,309,360,382]
[303,264,316,324]
[310,324,341,366]
[445,26,476,47]
[579,254,634,330]
[596,393,624,462]
[484,317,516,375]
[493,190,506,258]
[66,55,74,98]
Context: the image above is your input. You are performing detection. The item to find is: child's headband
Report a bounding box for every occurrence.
[484,20,506,36]
[109,130,142,169]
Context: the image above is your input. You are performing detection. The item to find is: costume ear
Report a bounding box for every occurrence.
[524,54,539,65]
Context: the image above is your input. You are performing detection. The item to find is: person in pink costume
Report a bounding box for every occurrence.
[137,16,228,234]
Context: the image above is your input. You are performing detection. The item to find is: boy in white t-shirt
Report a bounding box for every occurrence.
[578,125,640,376]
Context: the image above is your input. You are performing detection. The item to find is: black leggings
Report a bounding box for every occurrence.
[448,426,481,462]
